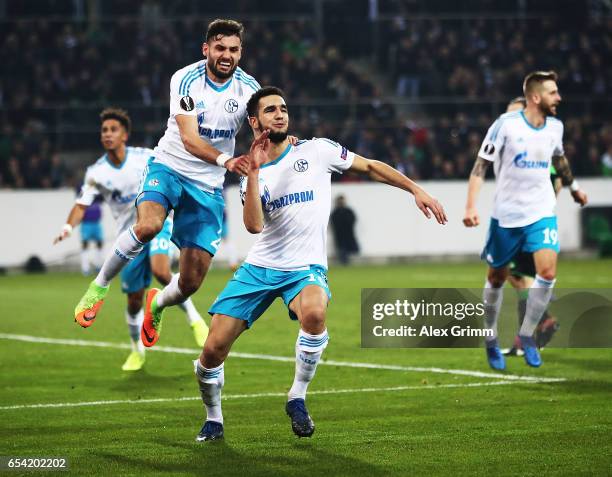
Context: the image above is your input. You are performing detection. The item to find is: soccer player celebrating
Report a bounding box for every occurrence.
[191,87,447,441]
[54,108,207,371]
[463,71,587,370]
[72,19,258,345]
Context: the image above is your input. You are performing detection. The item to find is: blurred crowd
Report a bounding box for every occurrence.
[0,0,611,188]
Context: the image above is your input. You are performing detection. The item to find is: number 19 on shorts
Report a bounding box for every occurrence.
[542,227,558,245]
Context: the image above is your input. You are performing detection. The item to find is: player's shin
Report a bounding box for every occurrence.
[516,289,528,328]
[125,309,145,353]
[483,280,503,347]
[94,247,104,271]
[80,249,91,275]
[288,329,329,401]
[178,297,200,323]
[519,275,556,339]
[194,360,224,424]
[95,226,144,287]
[172,272,200,322]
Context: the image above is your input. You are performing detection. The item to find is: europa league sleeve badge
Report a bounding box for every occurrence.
[180,96,195,112]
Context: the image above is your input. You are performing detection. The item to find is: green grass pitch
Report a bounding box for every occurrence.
[1,259,611,476]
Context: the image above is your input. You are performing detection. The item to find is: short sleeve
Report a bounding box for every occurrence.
[169,70,198,118]
[552,122,564,156]
[314,138,355,173]
[239,176,270,209]
[477,118,506,162]
[75,167,100,207]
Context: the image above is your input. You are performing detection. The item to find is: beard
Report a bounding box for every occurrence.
[268,129,288,143]
[539,102,558,116]
[208,59,237,80]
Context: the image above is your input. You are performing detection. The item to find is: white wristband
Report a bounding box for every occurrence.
[215,153,232,167]
[570,180,580,192]
[62,223,73,236]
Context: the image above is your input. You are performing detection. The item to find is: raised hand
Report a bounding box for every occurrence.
[249,130,271,170]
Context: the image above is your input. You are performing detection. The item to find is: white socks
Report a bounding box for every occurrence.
[125,309,145,354]
[80,249,91,275]
[179,297,202,325]
[519,275,556,338]
[156,273,187,309]
[93,247,104,271]
[288,329,329,401]
[194,328,329,424]
[95,226,144,287]
[483,280,503,345]
[194,360,224,424]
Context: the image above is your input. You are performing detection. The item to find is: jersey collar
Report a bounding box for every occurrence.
[105,148,128,169]
[205,64,233,92]
[261,144,292,169]
[520,111,547,131]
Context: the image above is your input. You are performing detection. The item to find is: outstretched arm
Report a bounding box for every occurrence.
[552,155,588,206]
[349,155,447,224]
[463,157,490,227]
[53,204,88,244]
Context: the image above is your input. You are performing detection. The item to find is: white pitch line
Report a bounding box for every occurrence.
[0,379,563,411]
[0,333,565,383]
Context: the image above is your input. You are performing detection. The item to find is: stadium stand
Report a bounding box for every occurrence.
[0,0,610,188]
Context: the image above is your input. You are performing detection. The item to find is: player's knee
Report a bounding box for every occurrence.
[202,340,230,367]
[178,274,202,297]
[127,295,143,314]
[537,268,556,282]
[487,268,507,288]
[488,277,505,288]
[134,219,163,243]
[300,306,326,334]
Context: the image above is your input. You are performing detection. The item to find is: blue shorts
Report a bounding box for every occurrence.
[150,218,173,257]
[482,216,560,269]
[137,161,224,256]
[81,222,103,243]
[120,218,173,293]
[209,263,331,328]
[121,244,152,294]
[220,211,228,239]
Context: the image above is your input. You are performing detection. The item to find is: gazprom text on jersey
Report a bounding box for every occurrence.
[199,127,235,139]
[266,190,314,212]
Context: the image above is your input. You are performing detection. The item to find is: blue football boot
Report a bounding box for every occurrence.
[485,341,506,370]
[520,335,542,367]
[195,420,224,442]
[286,399,315,438]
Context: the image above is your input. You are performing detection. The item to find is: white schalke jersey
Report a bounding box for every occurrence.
[241,138,355,271]
[478,110,564,227]
[154,60,260,190]
[76,147,153,234]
